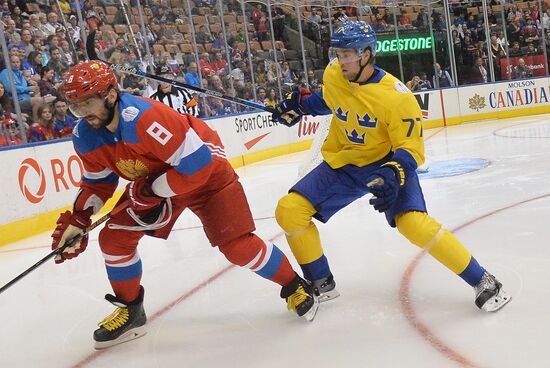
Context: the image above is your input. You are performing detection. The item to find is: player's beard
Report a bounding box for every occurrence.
[103,98,116,127]
[90,98,117,130]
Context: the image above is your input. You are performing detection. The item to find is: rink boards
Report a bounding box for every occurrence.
[1,77,550,245]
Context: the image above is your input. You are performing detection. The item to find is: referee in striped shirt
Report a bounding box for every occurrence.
[148,65,199,117]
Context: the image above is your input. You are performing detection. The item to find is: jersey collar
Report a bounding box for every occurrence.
[355,65,385,86]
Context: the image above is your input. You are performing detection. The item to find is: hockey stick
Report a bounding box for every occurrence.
[86,31,269,112]
[0,201,129,295]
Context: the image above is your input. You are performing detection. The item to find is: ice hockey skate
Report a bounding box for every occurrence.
[312,274,340,303]
[94,287,147,349]
[474,272,511,312]
[281,275,319,322]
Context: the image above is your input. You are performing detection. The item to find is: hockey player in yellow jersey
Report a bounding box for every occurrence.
[271,20,511,312]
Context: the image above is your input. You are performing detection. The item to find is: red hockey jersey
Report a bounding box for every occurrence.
[72,93,226,213]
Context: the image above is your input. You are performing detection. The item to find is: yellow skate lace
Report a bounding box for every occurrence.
[287,285,309,312]
[98,307,129,331]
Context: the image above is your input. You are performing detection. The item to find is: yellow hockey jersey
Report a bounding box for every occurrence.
[319,60,425,169]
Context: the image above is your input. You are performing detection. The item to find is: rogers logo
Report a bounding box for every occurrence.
[18,158,46,204]
[16,155,83,204]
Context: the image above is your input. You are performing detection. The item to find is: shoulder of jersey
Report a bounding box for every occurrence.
[72,94,156,153]
[119,94,154,127]
[379,71,412,96]
[118,93,155,144]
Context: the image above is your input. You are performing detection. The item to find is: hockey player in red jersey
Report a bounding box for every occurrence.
[51,60,318,349]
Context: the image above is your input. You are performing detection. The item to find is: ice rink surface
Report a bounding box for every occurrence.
[2,114,550,368]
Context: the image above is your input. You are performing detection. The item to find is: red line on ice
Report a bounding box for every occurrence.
[71,232,283,368]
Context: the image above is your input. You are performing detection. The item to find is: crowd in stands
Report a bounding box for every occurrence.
[379,0,550,87]
[1,0,550,147]
[0,0,317,147]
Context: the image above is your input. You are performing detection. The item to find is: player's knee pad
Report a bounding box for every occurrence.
[275,192,316,235]
[98,221,142,255]
[396,211,443,249]
[218,233,261,267]
[198,179,256,246]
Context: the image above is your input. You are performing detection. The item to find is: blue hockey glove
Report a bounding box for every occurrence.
[271,88,311,127]
[367,161,406,213]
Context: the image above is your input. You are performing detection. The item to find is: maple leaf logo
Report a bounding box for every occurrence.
[469,94,486,112]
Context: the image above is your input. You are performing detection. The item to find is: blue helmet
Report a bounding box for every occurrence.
[330,21,377,57]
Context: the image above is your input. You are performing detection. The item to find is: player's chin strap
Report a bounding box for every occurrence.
[351,60,368,83]
[108,198,173,232]
[350,49,371,83]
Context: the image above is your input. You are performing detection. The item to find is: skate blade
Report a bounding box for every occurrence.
[481,290,512,312]
[302,297,320,322]
[94,326,147,350]
[317,289,340,303]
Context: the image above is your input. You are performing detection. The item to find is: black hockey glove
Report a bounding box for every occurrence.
[271,88,311,127]
[366,161,405,213]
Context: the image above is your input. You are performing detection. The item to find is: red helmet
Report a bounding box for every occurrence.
[63,60,118,101]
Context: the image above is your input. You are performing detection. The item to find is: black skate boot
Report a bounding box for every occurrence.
[312,274,340,303]
[474,272,511,312]
[94,286,147,349]
[281,275,319,322]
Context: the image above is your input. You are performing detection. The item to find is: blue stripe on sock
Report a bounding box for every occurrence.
[458,257,485,286]
[300,255,331,281]
[255,245,284,280]
[106,260,143,282]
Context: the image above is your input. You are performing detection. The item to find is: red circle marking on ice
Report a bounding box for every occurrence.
[399,193,550,367]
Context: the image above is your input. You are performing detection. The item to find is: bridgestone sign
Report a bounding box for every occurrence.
[377,36,433,54]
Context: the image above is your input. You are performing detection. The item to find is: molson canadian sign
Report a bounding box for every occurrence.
[489,80,550,109]
[460,77,550,115]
